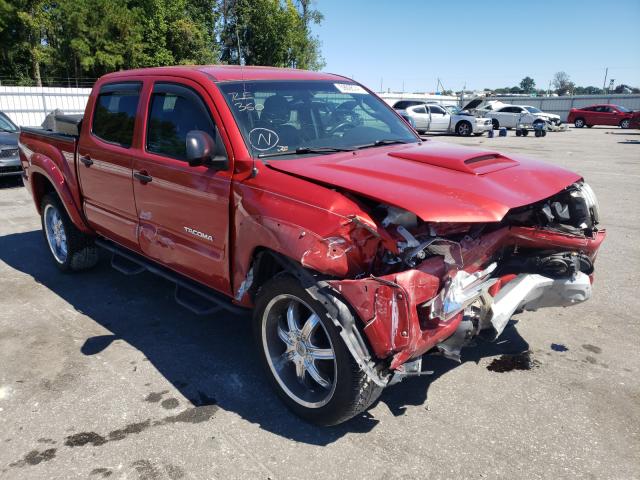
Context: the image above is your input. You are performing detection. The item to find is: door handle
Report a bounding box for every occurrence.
[80,155,93,167]
[134,171,153,184]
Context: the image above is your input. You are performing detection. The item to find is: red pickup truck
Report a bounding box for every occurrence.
[19,66,605,425]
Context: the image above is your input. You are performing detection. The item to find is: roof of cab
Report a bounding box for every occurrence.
[100,65,348,83]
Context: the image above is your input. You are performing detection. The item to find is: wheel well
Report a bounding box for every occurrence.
[575,117,585,123]
[248,248,288,299]
[456,120,471,129]
[31,172,56,213]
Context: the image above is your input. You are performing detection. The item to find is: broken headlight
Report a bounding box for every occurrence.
[430,263,497,321]
[574,182,600,225]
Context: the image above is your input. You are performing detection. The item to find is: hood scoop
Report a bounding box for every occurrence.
[389,145,519,175]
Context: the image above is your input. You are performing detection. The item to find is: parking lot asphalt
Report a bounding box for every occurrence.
[0,127,639,480]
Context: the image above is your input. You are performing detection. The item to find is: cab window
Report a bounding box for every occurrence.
[92,82,141,147]
[146,83,225,161]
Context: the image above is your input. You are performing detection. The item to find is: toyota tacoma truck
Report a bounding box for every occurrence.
[19,66,605,426]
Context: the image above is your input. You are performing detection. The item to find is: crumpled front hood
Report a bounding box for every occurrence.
[266,141,581,223]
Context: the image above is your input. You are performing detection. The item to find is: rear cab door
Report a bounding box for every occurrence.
[594,105,616,125]
[408,105,430,130]
[77,81,143,250]
[131,77,234,294]
[426,105,450,131]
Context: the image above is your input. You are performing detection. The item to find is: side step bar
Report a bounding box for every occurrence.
[95,238,247,316]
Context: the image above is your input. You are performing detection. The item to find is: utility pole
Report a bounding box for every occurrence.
[602,67,608,93]
[380,77,383,93]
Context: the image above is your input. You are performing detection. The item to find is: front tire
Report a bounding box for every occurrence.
[253,274,382,425]
[455,121,472,136]
[620,119,631,129]
[41,194,99,272]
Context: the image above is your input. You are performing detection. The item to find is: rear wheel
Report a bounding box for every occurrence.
[254,274,382,425]
[620,119,631,129]
[41,194,99,272]
[574,118,585,128]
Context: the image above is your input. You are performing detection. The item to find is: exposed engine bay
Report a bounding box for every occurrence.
[370,181,599,275]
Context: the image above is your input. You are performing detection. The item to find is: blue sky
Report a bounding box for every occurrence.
[311,0,640,92]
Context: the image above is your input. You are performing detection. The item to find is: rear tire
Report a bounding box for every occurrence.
[574,118,585,128]
[40,194,99,272]
[253,274,383,426]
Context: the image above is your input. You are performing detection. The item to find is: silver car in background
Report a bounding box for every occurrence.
[0,112,21,177]
[403,103,492,136]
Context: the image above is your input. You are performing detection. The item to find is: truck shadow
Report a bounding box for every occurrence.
[0,230,529,445]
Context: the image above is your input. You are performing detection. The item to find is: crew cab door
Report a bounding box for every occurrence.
[132,80,233,294]
[495,106,518,128]
[426,105,450,131]
[77,82,142,250]
[408,105,430,131]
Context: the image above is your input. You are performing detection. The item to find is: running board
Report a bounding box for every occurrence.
[95,239,246,316]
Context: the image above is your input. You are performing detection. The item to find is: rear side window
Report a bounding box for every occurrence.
[92,83,141,147]
[394,101,424,110]
[146,83,220,161]
[412,106,427,114]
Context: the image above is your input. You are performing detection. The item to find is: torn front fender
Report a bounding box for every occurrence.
[329,258,458,370]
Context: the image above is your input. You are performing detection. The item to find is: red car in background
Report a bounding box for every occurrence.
[568,104,639,129]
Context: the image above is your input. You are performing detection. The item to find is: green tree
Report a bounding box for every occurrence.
[0,0,56,86]
[552,71,575,96]
[221,0,324,69]
[574,85,602,95]
[0,0,325,85]
[519,76,535,94]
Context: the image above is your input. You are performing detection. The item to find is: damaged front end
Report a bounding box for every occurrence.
[327,181,605,384]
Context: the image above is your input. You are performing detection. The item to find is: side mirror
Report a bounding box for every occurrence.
[185,130,228,170]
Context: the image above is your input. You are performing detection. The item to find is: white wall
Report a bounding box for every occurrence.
[0,86,91,127]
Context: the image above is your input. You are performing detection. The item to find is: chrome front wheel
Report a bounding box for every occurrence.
[262,294,337,408]
[254,274,383,425]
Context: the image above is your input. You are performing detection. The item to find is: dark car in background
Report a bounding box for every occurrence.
[0,111,21,177]
[568,104,639,129]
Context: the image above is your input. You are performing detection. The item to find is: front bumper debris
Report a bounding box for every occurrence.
[487,272,592,337]
[330,226,605,374]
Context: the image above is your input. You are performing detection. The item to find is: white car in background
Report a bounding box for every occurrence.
[520,105,561,125]
[483,104,551,130]
[403,103,492,136]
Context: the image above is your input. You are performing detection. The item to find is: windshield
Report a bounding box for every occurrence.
[614,105,630,112]
[524,106,541,113]
[445,105,461,114]
[0,114,18,133]
[218,80,418,159]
